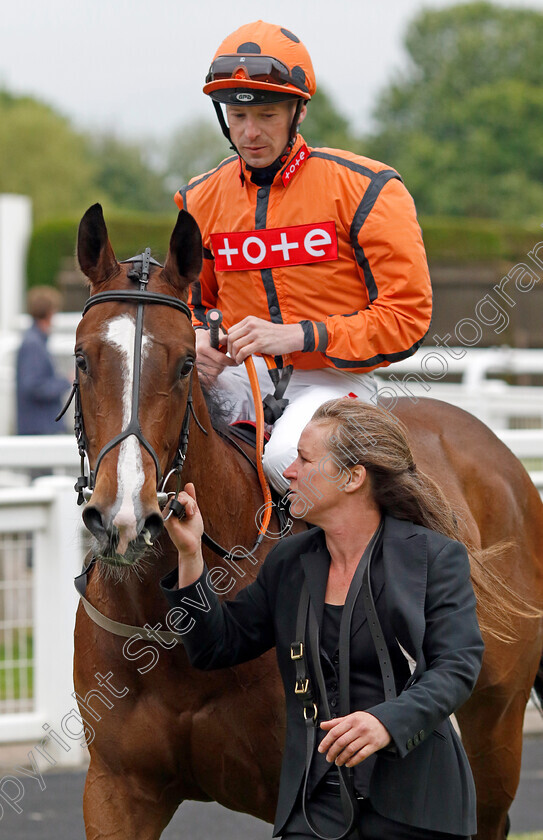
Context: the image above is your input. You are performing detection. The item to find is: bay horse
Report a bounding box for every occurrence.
[72,204,543,840]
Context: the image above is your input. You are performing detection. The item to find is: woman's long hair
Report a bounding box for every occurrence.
[312,398,540,641]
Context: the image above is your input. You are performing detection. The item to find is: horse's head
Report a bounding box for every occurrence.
[74,203,202,565]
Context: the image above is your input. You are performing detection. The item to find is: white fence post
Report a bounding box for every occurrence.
[0,194,32,335]
[32,475,87,767]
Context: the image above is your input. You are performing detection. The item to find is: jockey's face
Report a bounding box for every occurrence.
[226,100,306,168]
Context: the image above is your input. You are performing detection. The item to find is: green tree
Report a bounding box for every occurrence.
[89,134,172,214]
[0,90,98,222]
[0,90,176,220]
[299,88,361,151]
[166,118,232,188]
[367,2,543,220]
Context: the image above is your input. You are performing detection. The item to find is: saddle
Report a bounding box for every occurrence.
[228,419,271,447]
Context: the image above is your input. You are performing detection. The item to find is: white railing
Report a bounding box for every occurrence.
[0,435,80,472]
[0,476,86,767]
[374,347,543,430]
[376,346,543,388]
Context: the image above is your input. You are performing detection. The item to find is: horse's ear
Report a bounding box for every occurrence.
[77,204,118,286]
[162,210,203,295]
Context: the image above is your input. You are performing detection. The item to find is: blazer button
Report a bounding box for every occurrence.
[406,738,414,750]
[413,734,420,746]
[330,682,338,692]
[419,730,425,740]
[330,698,337,708]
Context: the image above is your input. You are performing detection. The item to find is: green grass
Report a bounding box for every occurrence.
[511,834,543,839]
[0,631,33,701]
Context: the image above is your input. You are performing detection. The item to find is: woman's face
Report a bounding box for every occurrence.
[283,421,356,522]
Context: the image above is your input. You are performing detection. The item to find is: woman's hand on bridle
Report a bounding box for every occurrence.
[318,711,391,768]
[163,483,205,587]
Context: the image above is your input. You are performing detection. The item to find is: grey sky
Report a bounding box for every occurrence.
[1,0,541,140]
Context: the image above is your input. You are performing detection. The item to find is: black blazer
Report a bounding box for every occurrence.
[161,515,484,837]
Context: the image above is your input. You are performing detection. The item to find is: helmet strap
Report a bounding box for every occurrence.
[289,99,304,147]
[213,100,238,152]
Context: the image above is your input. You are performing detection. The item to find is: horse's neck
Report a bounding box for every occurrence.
[183,382,266,553]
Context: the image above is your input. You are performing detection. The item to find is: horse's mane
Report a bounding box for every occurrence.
[201,384,235,433]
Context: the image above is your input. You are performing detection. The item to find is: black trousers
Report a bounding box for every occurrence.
[280,782,470,840]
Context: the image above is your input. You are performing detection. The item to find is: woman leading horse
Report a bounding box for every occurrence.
[161,398,485,839]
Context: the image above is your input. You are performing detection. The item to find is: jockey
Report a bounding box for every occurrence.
[174,20,432,494]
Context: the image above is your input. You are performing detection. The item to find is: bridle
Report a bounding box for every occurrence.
[57,248,206,511]
[59,247,286,570]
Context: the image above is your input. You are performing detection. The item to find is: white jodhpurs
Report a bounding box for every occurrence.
[210,357,378,494]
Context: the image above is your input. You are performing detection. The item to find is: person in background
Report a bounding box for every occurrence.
[16,286,70,435]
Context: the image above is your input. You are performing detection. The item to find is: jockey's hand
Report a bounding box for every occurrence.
[318,712,391,767]
[163,483,204,587]
[195,327,235,386]
[227,317,304,364]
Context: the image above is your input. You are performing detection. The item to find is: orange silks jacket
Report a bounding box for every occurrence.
[174,134,432,373]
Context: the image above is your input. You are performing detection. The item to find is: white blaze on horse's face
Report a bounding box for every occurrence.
[104,314,151,555]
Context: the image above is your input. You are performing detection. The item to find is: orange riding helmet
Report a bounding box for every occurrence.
[204,22,316,155]
[204,20,316,105]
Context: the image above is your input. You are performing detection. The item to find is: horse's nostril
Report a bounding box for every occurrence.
[82,506,107,538]
[144,513,164,543]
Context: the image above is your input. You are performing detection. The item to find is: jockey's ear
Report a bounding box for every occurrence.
[162,210,203,296]
[77,204,118,286]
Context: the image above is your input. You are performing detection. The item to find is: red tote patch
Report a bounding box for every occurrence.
[281,144,309,186]
[211,222,338,272]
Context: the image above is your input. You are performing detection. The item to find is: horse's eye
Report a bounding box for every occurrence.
[75,353,88,373]
[179,358,195,379]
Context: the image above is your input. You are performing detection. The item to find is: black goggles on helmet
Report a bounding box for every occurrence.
[206,55,309,94]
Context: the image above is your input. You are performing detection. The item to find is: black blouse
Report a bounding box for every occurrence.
[308,556,411,798]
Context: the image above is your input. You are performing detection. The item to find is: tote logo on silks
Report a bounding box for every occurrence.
[210,222,338,272]
[281,144,309,186]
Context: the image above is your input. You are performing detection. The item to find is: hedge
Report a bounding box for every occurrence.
[26,211,543,290]
[26,210,177,289]
[420,217,543,264]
